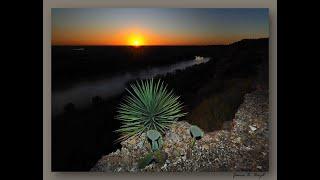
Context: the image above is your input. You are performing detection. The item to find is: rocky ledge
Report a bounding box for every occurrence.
[91,90,269,172]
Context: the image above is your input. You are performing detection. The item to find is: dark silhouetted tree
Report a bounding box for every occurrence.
[92,96,103,107]
[64,102,76,113]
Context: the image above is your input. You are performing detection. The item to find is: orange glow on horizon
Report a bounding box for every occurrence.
[52,9,269,46]
[52,27,267,46]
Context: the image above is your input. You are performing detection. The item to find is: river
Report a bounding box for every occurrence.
[52,57,210,116]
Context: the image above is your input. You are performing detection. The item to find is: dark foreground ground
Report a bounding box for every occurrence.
[52,38,268,171]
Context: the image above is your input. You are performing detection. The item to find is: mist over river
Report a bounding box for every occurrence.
[52,57,210,116]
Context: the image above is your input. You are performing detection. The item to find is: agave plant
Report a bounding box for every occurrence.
[115,78,187,141]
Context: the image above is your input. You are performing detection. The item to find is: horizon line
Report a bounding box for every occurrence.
[52,38,269,47]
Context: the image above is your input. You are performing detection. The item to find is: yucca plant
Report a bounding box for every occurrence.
[115,78,187,141]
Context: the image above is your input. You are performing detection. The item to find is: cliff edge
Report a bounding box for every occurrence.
[91,90,269,172]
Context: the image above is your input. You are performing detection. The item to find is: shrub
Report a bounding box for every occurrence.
[115,78,187,141]
[187,78,253,131]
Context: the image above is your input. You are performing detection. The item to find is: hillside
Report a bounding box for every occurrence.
[91,89,269,172]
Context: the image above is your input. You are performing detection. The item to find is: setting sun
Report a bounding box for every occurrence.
[129,35,144,47]
[133,40,140,47]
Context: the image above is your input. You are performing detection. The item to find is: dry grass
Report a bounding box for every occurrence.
[186,78,253,132]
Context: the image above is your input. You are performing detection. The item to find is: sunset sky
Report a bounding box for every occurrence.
[52,8,269,46]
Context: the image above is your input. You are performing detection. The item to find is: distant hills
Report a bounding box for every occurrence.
[229,38,268,47]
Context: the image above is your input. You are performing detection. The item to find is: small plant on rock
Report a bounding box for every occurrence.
[137,152,154,169]
[146,129,163,151]
[138,129,167,169]
[189,125,204,148]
